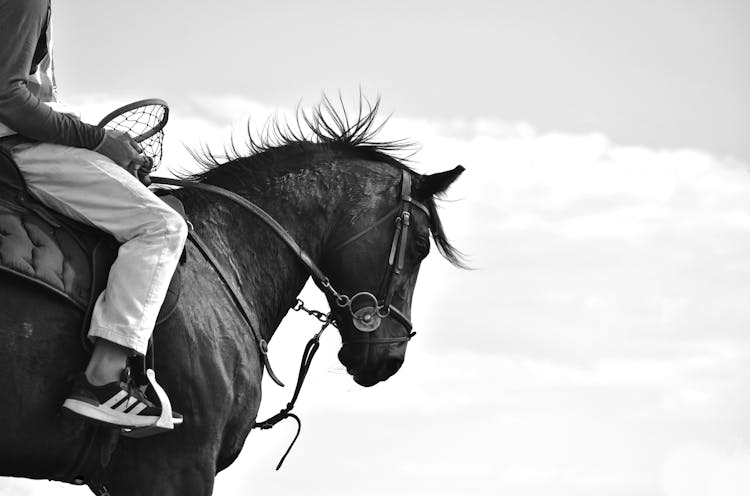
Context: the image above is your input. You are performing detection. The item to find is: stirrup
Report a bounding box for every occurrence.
[121,369,177,438]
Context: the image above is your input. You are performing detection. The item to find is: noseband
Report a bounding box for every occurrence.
[331,169,429,344]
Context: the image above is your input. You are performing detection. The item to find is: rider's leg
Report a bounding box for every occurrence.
[85,339,130,385]
[11,142,188,426]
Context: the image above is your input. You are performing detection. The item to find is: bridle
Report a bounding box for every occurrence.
[330,168,429,344]
[152,168,429,364]
[150,168,429,469]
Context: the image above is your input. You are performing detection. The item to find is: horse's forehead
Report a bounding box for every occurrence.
[360,177,394,198]
[341,161,398,194]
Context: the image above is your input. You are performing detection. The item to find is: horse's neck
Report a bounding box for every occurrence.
[180,169,339,340]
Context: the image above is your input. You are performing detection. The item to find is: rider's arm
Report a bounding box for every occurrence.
[0,0,104,149]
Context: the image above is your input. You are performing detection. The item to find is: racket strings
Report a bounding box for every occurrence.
[101,104,167,170]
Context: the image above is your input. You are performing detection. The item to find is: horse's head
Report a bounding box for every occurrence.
[322,164,464,386]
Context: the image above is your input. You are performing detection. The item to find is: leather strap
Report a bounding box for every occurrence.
[379,171,413,311]
[331,205,400,252]
[188,229,285,387]
[152,177,329,286]
[253,324,328,470]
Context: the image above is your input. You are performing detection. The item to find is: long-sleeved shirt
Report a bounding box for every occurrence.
[0,0,104,149]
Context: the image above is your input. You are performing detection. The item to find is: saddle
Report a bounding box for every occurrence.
[0,146,184,336]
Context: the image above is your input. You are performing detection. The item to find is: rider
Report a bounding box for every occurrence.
[0,0,186,429]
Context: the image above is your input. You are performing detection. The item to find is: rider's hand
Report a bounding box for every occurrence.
[94,130,151,179]
[131,157,153,186]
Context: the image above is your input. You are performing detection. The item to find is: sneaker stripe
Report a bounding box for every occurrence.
[120,398,138,412]
[116,397,140,412]
[126,402,148,415]
[111,396,129,411]
[102,390,128,408]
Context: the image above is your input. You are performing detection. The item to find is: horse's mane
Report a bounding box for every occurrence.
[186,95,415,176]
[183,95,464,267]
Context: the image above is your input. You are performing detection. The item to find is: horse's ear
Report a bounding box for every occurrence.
[420,165,465,197]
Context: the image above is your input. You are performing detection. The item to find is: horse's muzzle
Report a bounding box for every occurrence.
[339,345,405,387]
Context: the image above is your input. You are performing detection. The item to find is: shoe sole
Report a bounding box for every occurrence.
[62,398,182,428]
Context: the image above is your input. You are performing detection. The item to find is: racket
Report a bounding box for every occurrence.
[98,98,169,171]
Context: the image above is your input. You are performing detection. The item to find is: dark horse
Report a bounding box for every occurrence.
[0,99,464,495]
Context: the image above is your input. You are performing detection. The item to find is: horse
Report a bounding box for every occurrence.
[0,99,464,495]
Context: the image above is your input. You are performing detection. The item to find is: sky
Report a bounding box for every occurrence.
[3,1,750,495]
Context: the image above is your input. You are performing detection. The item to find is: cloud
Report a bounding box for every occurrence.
[407,121,750,361]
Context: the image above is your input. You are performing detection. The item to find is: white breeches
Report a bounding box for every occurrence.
[11,142,187,355]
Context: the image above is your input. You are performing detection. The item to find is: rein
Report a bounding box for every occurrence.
[149,170,427,468]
